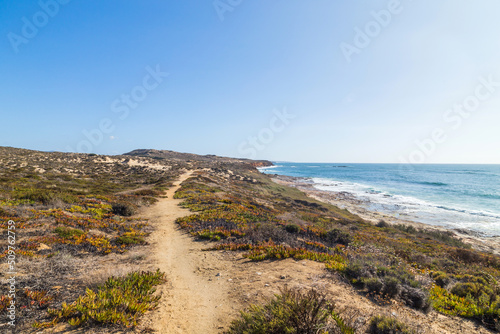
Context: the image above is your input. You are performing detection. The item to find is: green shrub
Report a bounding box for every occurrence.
[394,224,469,248]
[15,189,77,205]
[377,265,420,289]
[449,276,494,300]
[225,288,355,334]
[383,277,401,298]
[285,224,300,233]
[16,189,54,204]
[453,248,483,263]
[343,261,430,311]
[34,270,165,328]
[376,220,390,228]
[393,224,417,234]
[430,271,450,288]
[343,261,373,286]
[112,202,136,217]
[424,230,469,248]
[401,287,431,312]
[116,233,145,245]
[134,189,161,196]
[369,315,414,334]
[365,278,383,294]
[54,227,85,238]
[325,228,352,246]
[451,283,480,298]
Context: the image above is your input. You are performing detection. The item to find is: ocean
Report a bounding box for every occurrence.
[258,163,500,236]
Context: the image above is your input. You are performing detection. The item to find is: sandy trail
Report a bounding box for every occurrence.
[144,170,234,334]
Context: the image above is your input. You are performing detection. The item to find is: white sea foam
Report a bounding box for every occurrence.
[311,177,500,236]
[257,165,282,170]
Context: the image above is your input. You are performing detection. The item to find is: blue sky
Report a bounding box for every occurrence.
[1,0,500,163]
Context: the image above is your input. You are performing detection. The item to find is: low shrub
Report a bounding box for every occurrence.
[393,224,469,248]
[376,220,390,228]
[377,265,420,289]
[453,248,483,263]
[116,233,145,245]
[369,315,414,334]
[343,260,430,311]
[325,228,352,246]
[134,189,161,196]
[54,227,85,238]
[225,287,355,334]
[243,223,299,247]
[140,196,159,206]
[425,230,469,248]
[393,224,417,234]
[285,224,300,233]
[365,278,383,294]
[430,271,450,288]
[18,189,55,204]
[449,276,494,299]
[112,202,136,217]
[383,277,401,298]
[15,189,78,205]
[343,261,375,285]
[451,283,475,297]
[401,286,431,312]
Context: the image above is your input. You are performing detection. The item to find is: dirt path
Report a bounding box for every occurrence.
[143,170,235,334]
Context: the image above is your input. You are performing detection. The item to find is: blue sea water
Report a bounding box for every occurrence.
[259,163,500,236]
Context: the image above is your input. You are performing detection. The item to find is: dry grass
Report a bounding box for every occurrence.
[82,264,139,289]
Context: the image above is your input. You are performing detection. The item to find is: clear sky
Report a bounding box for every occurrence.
[1,0,500,163]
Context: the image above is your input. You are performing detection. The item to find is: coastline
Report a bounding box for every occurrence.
[269,174,500,255]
